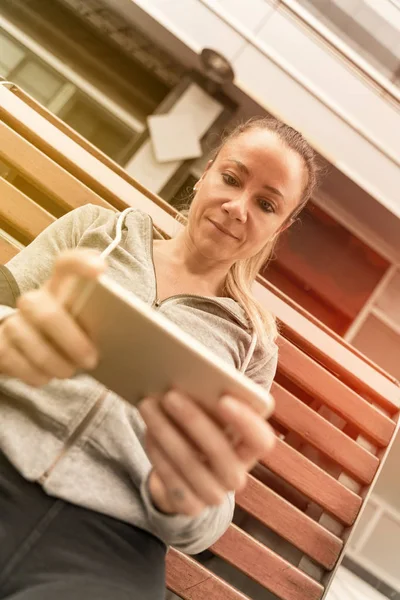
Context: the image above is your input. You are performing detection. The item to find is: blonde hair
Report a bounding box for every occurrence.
[187,117,321,346]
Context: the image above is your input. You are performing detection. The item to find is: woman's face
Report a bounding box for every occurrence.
[187,128,306,263]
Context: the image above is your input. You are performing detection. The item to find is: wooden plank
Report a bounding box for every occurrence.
[0,121,112,213]
[272,382,379,484]
[236,475,342,569]
[0,178,54,242]
[167,551,250,600]
[0,235,20,263]
[277,337,396,446]
[262,436,362,526]
[211,525,324,600]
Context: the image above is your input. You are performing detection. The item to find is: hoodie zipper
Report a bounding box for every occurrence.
[149,217,247,328]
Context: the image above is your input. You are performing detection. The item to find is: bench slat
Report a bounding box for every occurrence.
[272,382,379,484]
[262,437,362,526]
[236,475,342,569]
[211,525,324,600]
[0,235,20,263]
[0,178,55,243]
[167,551,250,600]
[0,122,112,213]
[277,337,396,446]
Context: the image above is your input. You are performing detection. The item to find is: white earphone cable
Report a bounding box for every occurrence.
[69,208,135,317]
[100,207,136,260]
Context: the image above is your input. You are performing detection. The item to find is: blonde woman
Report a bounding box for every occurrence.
[0,117,319,600]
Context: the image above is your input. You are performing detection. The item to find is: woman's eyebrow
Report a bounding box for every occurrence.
[225,158,285,200]
[226,158,250,176]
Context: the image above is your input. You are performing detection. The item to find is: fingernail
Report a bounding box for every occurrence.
[84,353,98,369]
[220,396,239,411]
[164,391,182,409]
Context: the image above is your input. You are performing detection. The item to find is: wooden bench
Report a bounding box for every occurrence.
[1,83,399,600]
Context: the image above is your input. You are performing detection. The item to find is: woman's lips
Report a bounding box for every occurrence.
[208,219,238,240]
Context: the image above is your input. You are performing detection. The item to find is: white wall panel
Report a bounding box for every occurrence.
[361,513,400,582]
[211,0,275,32]
[142,0,245,59]
[257,7,400,160]
[373,430,400,510]
[233,44,400,216]
[327,567,389,600]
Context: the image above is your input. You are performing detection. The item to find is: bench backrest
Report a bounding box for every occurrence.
[1,83,399,600]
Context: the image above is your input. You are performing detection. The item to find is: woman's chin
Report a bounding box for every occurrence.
[199,244,236,263]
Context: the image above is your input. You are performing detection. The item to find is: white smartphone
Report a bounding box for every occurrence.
[64,274,274,418]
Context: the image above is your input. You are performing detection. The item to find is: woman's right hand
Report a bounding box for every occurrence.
[0,249,106,387]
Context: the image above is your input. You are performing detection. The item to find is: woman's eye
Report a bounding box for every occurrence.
[259,199,275,213]
[222,173,239,187]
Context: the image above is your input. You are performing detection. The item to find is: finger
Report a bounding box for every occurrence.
[0,341,50,387]
[216,396,276,468]
[17,291,98,370]
[233,421,276,468]
[146,434,206,517]
[139,398,227,505]
[46,250,106,297]
[161,391,246,491]
[2,313,76,380]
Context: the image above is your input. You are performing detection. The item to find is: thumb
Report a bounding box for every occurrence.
[45,249,106,300]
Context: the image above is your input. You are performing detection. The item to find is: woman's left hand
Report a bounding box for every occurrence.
[138,390,275,517]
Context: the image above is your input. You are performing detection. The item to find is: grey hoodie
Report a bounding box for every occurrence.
[0,204,278,554]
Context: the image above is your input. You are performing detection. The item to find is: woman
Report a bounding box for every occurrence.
[0,117,319,599]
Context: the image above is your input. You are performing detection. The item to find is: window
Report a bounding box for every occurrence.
[59,95,134,163]
[1,30,63,105]
[298,0,400,85]
[0,29,138,164]
[0,32,25,75]
[12,60,64,105]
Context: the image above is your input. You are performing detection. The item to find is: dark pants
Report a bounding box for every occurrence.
[0,452,166,599]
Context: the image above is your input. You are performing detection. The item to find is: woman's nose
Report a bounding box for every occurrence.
[222,196,248,223]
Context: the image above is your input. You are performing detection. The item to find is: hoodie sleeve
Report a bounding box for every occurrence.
[140,474,235,555]
[246,341,279,393]
[0,204,112,323]
[0,264,20,322]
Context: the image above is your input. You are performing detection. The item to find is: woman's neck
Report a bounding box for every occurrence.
[153,233,232,298]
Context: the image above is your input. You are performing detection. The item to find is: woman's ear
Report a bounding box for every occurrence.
[194,160,214,192]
